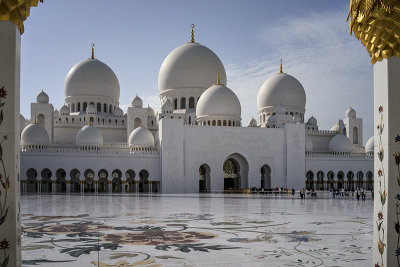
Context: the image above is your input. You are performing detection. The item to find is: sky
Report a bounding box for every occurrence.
[21,0,374,143]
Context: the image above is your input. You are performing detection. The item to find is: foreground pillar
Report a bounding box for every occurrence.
[373,58,400,266]
[0,21,21,267]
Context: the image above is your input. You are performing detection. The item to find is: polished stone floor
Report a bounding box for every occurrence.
[21,193,373,267]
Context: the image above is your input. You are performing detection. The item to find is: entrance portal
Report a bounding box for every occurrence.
[260,165,271,189]
[199,164,210,193]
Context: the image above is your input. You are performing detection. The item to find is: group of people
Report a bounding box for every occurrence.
[297,188,317,199]
[329,187,370,200]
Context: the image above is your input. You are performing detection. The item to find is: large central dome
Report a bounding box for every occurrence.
[158,42,226,93]
[65,58,120,101]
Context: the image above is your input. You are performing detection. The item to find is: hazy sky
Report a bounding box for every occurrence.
[21,0,374,142]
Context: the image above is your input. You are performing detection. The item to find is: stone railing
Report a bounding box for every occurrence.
[306,151,373,159]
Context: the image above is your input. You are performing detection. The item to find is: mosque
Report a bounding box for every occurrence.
[19,28,374,194]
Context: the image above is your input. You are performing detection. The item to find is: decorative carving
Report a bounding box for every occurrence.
[0,0,43,34]
[348,0,400,64]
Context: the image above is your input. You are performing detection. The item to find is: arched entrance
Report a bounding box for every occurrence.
[70,169,80,193]
[98,169,108,193]
[357,171,364,189]
[139,169,149,192]
[84,169,95,193]
[55,168,66,193]
[260,165,271,189]
[223,153,249,190]
[327,171,334,189]
[337,171,344,189]
[317,171,324,190]
[347,171,354,190]
[366,171,373,190]
[41,168,52,193]
[199,164,210,193]
[26,168,38,192]
[125,169,135,192]
[112,169,122,193]
[306,171,314,190]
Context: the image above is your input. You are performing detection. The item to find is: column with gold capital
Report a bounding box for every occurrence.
[348,1,400,266]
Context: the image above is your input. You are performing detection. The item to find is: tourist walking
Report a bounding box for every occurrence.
[291,188,295,198]
[356,188,360,201]
[361,188,366,201]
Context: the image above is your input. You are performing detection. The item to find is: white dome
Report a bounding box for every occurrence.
[293,113,301,123]
[365,136,374,153]
[159,42,226,93]
[60,105,70,115]
[346,107,356,118]
[307,116,317,125]
[196,84,241,119]
[147,106,155,117]
[76,125,103,146]
[65,58,120,101]
[131,95,143,108]
[20,114,27,134]
[128,127,154,148]
[330,120,344,132]
[113,107,124,117]
[36,90,49,104]
[86,104,97,115]
[21,123,49,146]
[257,73,306,111]
[248,117,257,127]
[161,100,174,113]
[329,134,352,153]
[305,135,313,151]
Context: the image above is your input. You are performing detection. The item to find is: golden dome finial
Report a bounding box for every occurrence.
[140,120,143,128]
[190,24,195,43]
[91,43,95,59]
[217,73,220,85]
[280,59,283,73]
[33,114,37,124]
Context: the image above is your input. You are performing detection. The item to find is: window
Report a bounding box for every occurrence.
[97,103,101,112]
[189,97,195,109]
[83,102,87,111]
[77,103,81,111]
[174,99,177,109]
[180,97,186,109]
[104,103,107,113]
[353,127,358,144]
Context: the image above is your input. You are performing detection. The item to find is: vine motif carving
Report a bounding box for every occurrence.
[0,86,10,266]
[376,105,386,267]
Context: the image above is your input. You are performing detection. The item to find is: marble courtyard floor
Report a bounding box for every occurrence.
[20,194,372,267]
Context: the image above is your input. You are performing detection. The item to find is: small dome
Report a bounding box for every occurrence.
[248,117,257,127]
[307,116,317,125]
[293,113,301,123]
[196,84,241,119]
[36,90,49,104]
[329,134,352,153]
[346,107,356,118]
[65,58,120,101]
[147,106,155,117]
[21,123,49,146]
[131,95,143,108]
[161,100,174,113]
[305,135,313,151]
[365,136,374,153]
[257,73,306,112]
[76,125,103,146]
[330,120,344,132]
[113,107,124,117]
[128,127,155,148]
[86,104,97,114]
[60,105,70,115]
[159,42,226,93]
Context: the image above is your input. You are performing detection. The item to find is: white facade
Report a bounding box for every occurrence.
[20,30,373,194]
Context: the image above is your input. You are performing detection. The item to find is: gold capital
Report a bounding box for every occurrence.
[190,24,195,43]
[0,0,43,34]
[91,43,95,59]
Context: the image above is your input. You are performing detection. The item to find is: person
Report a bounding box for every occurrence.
[300,188,304,199]
[361,188,366,201]
[291,188,295,198]
[329,187,332,198]
[311,189,317,198]
[356,188,360,201]
[371,187,374,200]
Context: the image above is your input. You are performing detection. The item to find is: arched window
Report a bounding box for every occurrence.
[189,97,195,109]
[212,120,216,126]
[188,116,192,125]
[228,121,231,126]
[180,97,186,109]
[103,103,107,113]
[97,103,101,112]
[71,103,75,113]
[109,104,112,114]
[233,121,235,127]
[174,99,178,110]
[77,103,81,112]
[83,102,87,111]
[217,120,221,126]
[134,118,141,129]
[223,120,227,126]
[207,121,210,126]
[353,127,358,144]
[37,114,45,127]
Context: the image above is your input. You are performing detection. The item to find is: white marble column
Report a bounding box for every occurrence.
[80,179,85,194]
[121,179,126,193]
[65,178,71,194]
[94,178,99,194]
[36,178,42,194]
[0,21,21,267]
[51,178,56,194]
[149,181,152,193]
[108,179,112,194]
[373,57,400,266]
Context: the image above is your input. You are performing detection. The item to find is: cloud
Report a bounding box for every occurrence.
[226,7,374,142]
